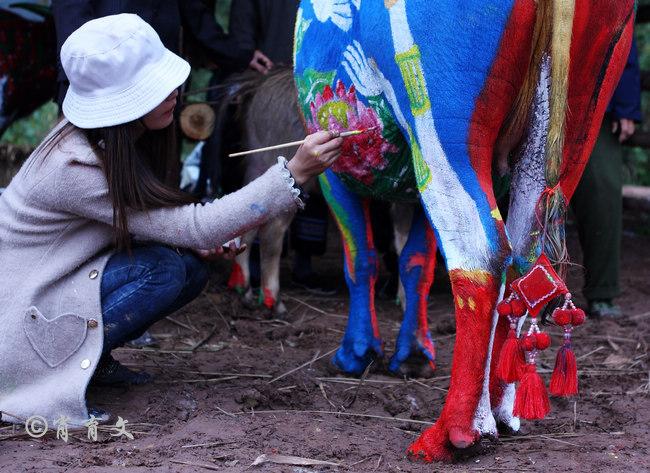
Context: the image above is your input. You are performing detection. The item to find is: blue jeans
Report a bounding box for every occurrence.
[100,244,209,356]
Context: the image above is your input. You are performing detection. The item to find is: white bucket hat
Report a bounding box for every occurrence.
[61,13,190,129]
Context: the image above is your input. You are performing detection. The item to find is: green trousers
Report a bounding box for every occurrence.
[570,118,622,301]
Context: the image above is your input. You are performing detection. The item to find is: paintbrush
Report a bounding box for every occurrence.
[227,127,377,158]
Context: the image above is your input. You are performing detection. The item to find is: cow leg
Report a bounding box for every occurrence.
[391,203,414,308]
[320,169,382,375]
[490,56,552,433]
[258,213,294,316]
[389,204,437,376]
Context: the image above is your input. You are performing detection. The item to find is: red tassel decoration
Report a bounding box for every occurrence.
[496,328,525,382]
[496,294,528,383]
[549,341,578,396]
[513,363,551,420]
[549,293,582,397]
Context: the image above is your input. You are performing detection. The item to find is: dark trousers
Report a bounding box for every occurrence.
[571,118,622,301]
[100,244,209,356]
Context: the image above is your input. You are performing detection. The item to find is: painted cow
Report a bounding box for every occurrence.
[294,0,634,462]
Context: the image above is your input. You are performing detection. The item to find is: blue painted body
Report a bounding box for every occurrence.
[295,0,515,374]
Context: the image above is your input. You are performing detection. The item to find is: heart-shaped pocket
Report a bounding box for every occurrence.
[23,307,88,368]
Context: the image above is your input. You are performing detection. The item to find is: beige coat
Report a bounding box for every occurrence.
[0,121,301,426]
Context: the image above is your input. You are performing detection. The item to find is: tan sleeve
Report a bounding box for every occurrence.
[54,158,301,249]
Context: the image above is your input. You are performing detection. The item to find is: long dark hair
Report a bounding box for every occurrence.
[82,121,195,251]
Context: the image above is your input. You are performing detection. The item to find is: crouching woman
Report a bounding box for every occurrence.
[0,14,342,426]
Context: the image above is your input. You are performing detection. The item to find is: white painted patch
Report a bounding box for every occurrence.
[507,56,550,259]
[311,0,355,31]
[387,1,491,270]
[342,41,410,132]
[493,382,520,431]
[472,282,505,436]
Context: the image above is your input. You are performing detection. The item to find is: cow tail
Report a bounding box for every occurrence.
[541,0,575,275]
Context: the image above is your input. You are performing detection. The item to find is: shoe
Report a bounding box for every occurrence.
[125,330,158,348]
[291,272,337,296]
[588,300,622,319]
[91,355,152,386]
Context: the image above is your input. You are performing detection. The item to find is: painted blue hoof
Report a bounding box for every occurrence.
[388,344,435,378]
[332,339,382,375]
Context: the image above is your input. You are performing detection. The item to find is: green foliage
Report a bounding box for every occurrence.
[629,25,650,185]
[0,101,58,148]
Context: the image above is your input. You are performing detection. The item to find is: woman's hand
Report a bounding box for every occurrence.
[287,130,343,185]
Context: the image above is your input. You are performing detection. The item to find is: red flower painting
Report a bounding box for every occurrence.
[307,80,395,185]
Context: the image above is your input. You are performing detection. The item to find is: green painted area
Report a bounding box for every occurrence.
[297,71,418,202]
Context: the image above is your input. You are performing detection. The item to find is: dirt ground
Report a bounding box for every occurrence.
[1,209,649,473]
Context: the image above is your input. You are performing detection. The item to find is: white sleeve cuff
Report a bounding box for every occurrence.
[277,156,306,210]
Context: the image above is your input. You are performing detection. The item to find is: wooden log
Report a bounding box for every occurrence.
[622,185,650,212]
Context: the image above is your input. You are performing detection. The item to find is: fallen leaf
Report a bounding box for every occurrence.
[249,453,341,468]
[602,353,632,368]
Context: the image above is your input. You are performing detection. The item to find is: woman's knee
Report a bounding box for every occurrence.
[180,251,210,296]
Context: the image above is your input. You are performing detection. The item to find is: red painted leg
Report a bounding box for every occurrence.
[409,269,499,462]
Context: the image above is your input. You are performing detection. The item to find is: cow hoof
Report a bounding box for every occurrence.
[388,350,435,378]
[408,422,481,463]
[449,426,476,449]
[497,420,522,437]
[407,424,453,463]
[332,339,382,375]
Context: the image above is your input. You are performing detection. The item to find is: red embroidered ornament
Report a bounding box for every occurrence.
[497,254,582,420]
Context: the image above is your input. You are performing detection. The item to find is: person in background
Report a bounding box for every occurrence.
[571,38,642,319]
[51,0,254,108]
[0,14,341,424]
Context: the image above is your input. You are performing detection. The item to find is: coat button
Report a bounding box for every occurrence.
[87,319,98,329]
[89,270,99,280]
[81,359,91,369]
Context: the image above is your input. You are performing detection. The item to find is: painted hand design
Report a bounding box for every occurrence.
[311,0,358,32]
[342,40,409,131]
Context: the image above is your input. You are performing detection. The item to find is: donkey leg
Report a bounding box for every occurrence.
[258,213,295,316]
[389,205,437,376]
[320,170,382,375]
[228,229,258,308]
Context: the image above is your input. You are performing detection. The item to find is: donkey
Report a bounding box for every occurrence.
[224,68,312,315]
[294,0,635,461]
